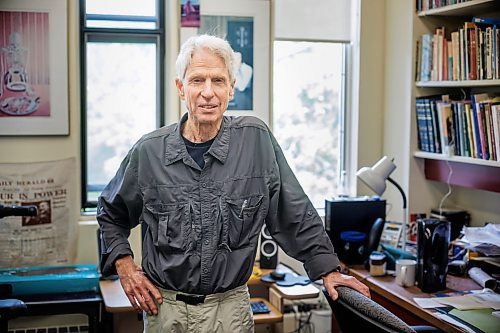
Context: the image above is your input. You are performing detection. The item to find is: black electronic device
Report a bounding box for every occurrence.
[270,270,285,280]
[363,217,385,259]
[251,301,270,314]
[259,225,278,269]
[430,208,469,241]
[325,197,386,264]
[416,218,450,293]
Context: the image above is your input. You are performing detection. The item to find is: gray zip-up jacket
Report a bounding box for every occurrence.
[97,114,340,295]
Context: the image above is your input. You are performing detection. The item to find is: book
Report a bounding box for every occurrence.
[437,101,454,156]
[464,102,476,158]
[471,94,487,159]
[420,33,432,82]
[451,31,460,81]
[492,103,500,161]
[472,17,500,26]
[425,98,436,152]
[416,98,430,152]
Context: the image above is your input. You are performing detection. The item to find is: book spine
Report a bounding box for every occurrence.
[492,104,500,161]
[416,98,430,152]
[471,95,483,159]
[425,98,436,152]
[464,102,477,158]
[484,103,495,160]
[477,102,488,160]
[430,98,441,153]
[460,103,471,157]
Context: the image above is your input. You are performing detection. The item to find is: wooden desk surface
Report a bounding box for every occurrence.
[348,265,482,333]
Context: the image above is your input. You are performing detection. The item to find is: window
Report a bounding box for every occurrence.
[80,0,165,211]
[273,41,348,209]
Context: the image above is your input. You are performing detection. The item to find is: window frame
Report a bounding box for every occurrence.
[272,38,351,209]
[79,0,165,211]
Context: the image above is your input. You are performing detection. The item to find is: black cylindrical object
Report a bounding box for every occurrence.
[416,218,450,293]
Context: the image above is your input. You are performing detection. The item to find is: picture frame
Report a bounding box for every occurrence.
[182,0,270,124]
[0,0,68,136]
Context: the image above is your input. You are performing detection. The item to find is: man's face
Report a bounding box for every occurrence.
[176,48,235,126]
[39,201,50,216]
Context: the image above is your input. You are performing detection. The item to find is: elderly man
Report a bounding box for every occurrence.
[97,34,369,333]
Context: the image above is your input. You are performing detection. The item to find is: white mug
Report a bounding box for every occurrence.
[395,259,416,287]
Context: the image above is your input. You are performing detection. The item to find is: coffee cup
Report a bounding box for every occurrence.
[395,259,416,287]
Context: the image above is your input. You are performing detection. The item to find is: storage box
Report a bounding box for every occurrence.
[0,264,99,296]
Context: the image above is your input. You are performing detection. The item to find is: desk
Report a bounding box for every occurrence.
[347,265,481,333]
[251,297,283,324]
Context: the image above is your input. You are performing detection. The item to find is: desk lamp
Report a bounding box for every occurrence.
[356,156,408,252]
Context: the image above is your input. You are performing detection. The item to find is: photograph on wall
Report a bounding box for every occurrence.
[200,15,254,111]
[0,10,50,118]
[180,0,200,28]
[0,0,68,136]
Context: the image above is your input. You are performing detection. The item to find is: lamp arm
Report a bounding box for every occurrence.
[387,177,407,209]
[388,177,408,252]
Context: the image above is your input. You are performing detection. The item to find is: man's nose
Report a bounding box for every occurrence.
[201,80,215,98]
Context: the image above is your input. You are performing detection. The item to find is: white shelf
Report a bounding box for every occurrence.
[417,0,497,17]
[415,79,500,88]
[414,151,500,167]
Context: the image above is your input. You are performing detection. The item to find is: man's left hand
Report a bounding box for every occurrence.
[322,271,370,301]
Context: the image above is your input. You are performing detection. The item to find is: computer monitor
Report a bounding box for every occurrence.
[325,196,386,262]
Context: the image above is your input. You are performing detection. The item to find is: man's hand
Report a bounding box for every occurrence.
[115,255,163,315]
[322,271,371,301]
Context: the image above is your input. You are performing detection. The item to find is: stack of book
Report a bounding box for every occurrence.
[415,93,500,160]
[416,17,500,82]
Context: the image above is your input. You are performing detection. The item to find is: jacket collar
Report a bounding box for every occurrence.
[164,113,230,166]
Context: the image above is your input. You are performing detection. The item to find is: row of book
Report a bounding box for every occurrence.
[416,0,472,13]
[416,18,500,82]
[415,93,500,160]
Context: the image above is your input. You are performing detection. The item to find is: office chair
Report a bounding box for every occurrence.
[323,287,442,333]
[0,298,27,332]
[0,204,36,331]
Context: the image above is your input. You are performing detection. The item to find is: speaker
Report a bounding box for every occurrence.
[416,218,450,293]
[260,225,278,269]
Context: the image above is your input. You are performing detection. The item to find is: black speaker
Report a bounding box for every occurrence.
[260,225,278,269]
[417,218,450,293]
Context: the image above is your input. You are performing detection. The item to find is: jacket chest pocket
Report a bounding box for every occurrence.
[146,203,190,252]
[225,195,263,249]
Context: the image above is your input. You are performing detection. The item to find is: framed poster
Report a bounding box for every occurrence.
[0,0,68,136]
[194,0,270,124]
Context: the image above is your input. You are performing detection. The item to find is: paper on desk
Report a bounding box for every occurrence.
[413,297,444,309]
[433,290,500,310]
[464,224,500,248]
[449,308,500,333]
[435,313,478,333]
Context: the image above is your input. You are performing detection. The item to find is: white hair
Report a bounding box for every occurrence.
[175,34,237,82]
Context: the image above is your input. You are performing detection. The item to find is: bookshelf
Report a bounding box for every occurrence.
[417,0,498,17]
[413,0,500,195]
[378,0,500,226]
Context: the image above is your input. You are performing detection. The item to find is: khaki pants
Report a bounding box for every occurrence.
[144,284,254,333]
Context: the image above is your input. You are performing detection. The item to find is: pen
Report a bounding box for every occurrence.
[239,199,248,218]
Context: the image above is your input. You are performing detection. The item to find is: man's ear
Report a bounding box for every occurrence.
[175,78,185,99]
[229,79,235,100]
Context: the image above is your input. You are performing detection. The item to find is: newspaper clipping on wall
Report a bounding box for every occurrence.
[0,158,77,267]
